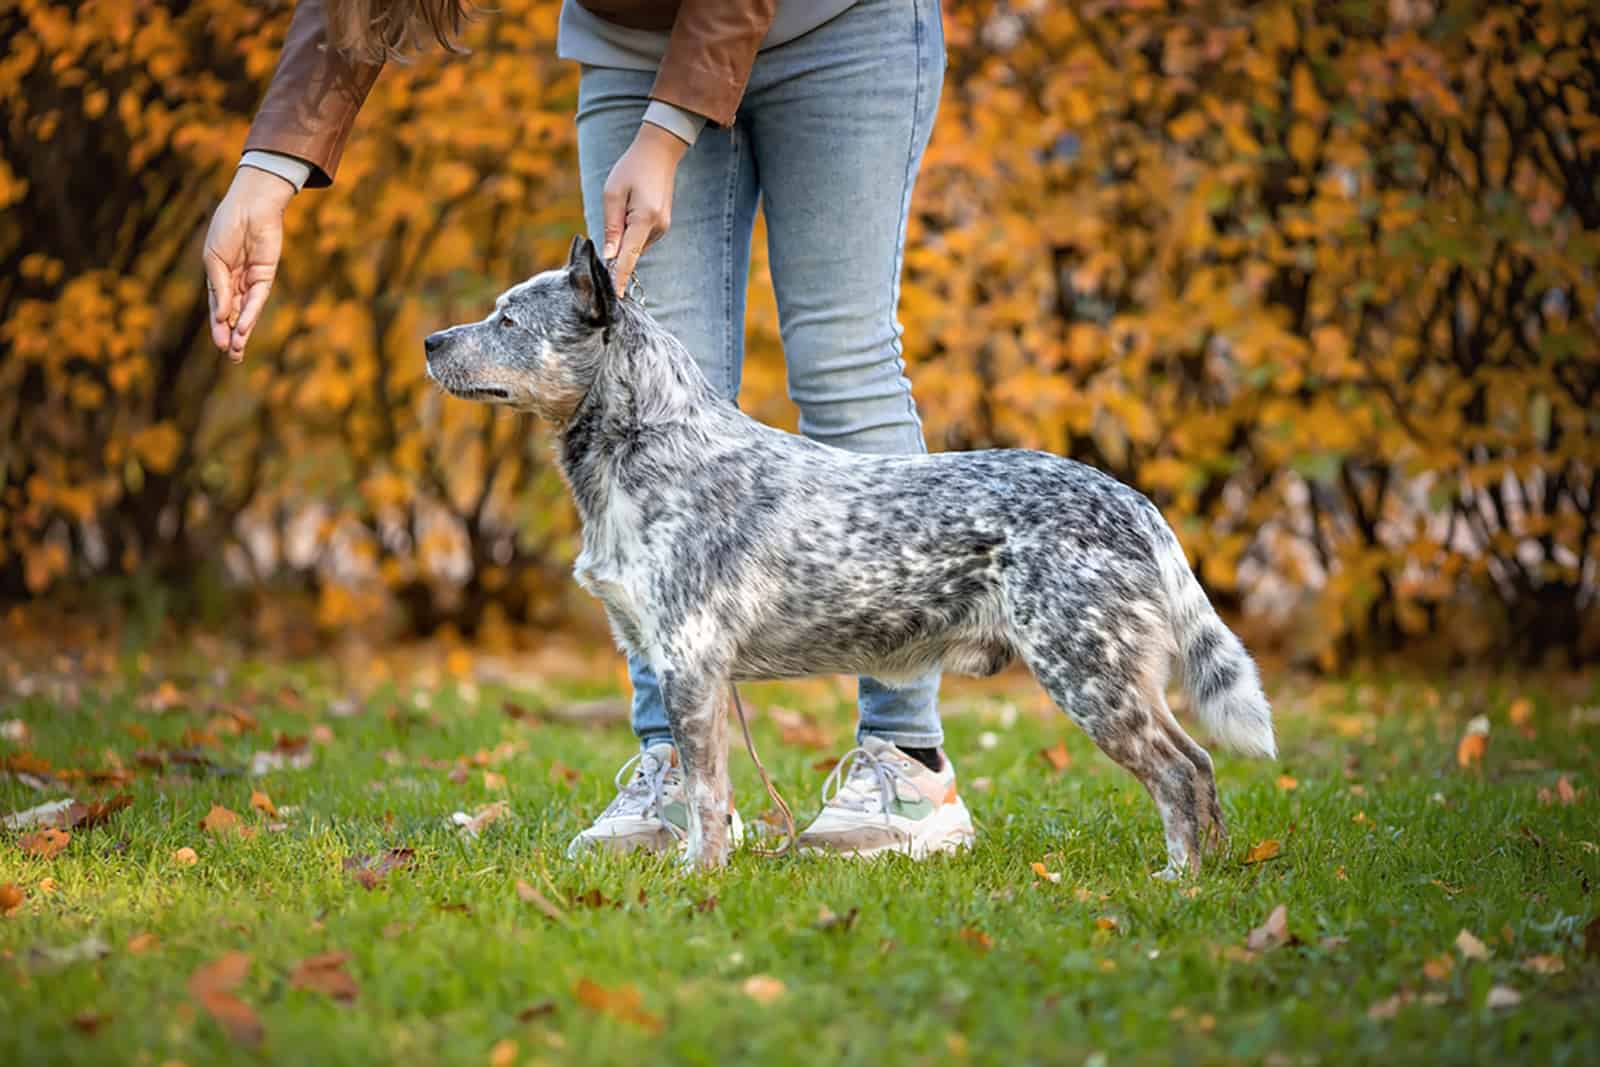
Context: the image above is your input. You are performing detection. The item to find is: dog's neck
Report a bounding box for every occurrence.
[555,302,741,524]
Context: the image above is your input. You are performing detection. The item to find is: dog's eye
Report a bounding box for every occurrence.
[498,315,516,330]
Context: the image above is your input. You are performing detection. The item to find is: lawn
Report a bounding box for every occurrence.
[2,651,1597,1066]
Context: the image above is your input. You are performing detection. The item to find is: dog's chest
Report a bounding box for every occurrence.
[572,486,659,643]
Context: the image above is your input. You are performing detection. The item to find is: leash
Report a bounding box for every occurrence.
[729,682,798,857]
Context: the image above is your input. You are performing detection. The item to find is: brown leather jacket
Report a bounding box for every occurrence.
[243,0,777,187]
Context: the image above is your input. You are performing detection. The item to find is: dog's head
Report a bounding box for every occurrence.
[424,236,617,422]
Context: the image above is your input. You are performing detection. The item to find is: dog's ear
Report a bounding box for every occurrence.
[566,234,585,267]
[568,236,617,329]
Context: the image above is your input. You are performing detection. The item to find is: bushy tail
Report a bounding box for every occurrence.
[1152,520,1276,758]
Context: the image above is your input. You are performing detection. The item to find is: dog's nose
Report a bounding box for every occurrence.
[424,331,446,356]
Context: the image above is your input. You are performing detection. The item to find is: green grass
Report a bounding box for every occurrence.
[2,659,1598,1066]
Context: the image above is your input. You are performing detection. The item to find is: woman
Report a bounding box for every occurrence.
[203,0,974,859]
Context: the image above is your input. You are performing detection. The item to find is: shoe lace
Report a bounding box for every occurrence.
[601,750,683,838]
[820,747,915,821]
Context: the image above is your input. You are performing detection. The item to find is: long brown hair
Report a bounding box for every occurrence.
[324,0,476,64]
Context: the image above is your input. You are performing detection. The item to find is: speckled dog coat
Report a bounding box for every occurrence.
[424,238,1276,875]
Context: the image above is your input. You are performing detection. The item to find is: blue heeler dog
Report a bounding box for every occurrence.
[424,237,1276,877]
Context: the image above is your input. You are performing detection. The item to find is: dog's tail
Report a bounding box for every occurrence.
[1151,516,1276,759]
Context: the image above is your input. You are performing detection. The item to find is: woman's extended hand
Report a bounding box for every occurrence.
[202,166,295,362]
[601,122,689,294]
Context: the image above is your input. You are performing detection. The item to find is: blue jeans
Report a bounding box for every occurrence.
[574,0,946,751]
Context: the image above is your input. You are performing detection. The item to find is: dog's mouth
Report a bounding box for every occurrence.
[449,385,512,402]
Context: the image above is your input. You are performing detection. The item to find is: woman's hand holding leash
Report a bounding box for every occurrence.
[601,122,687,294]
[203,166,295,362]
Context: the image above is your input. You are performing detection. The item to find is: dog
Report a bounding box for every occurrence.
[424,237,1276,877]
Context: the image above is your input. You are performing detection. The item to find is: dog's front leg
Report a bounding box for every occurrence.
[660,666,731,870]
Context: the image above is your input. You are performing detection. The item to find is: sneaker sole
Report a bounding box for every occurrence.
[800,799,977,860]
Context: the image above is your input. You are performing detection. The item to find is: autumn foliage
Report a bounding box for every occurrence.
[3,0,1597,663]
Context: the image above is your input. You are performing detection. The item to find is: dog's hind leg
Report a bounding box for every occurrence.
[1154,690,1227,856]
[1007,588,1204,878]
[659,665,732,870]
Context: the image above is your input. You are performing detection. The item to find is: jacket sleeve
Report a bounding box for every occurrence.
[241,0,385,188]
[649,0,778,126]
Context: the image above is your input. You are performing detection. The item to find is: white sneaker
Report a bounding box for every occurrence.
[566,743,744,858]
[797,736,975,858]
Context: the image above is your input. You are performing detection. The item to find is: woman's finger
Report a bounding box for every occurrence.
[203,251,234,352]
[230,278,275,361]
[610,216,652,294]
[601,181,627,261]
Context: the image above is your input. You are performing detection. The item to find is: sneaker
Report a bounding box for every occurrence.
[566,742,744,858]
[797,736,975,858]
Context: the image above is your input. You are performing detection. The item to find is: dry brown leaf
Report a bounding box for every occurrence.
[483,770,507,792]
[813,905,858,932]
[199,805,253,838]
[1507,697,1533,728]
[1039,742,1071,773]
[573,978,664,1034]
[1555,775,1579,806]
[343,847,415,890]
[488,1038,519,1067]
[548,760,581,786]
[289,951,359,1002]
[1,883,24,915]
[1030,861,1061,884]
[516,999,557,1022]
[70,1009,107,1034]
[1485,985,1522,1009]
[127,932,159,954]
[173,846,199,867]
[59,794,133,830]
[1521,954,1564,975]
[741,975,786,1004]
[189,952,262,1046]
[515,879,566,922]
[1243,839,1281,865]
[1455,929,1490,961]
[37,877,57,894]
[1456,716,1489,769]
[1095,915,1119,931]
[1422,954,1454,981]
[249,790,279,818]
[1246,904,1291,952]
[18,827,70,859]
[958,926,993,952]
[1367,990,1415,1020]
[1275,774,1299,791]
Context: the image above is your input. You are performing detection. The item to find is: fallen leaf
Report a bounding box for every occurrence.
[1456,716,1489,769]
[516,999,557,1022]
[1246,904,1292,952]
[1484,985,1522,1009]
[1422,954,1454,981]
[173,846,199,867]
[70,1010,107,1034]
[249,791,279,818]
[1507,698,1533,728]
[1555,776,1578,806]
[489,1038,519,1067]
[188,952,262,1046]
[37,876,57,894]
[453,801,510,838]
[483,770,507,791]
[343,847,415,890]
[1521,954,1564,975]
[1,883,24,915]
[811,756,840,773]
[1095,915,1119,931]
[1031,861,1061,884]
[310,724,335,745]
[1243,839,1281,865]
[1039,742,1071,772]
[1367,990,1415,1020]
[199,805,253,838]
[958,927,993,952]
[813,905,858,932]
[289,952,359,1002]
[515,880,566,922]
[127,932,160,954]
[3,798,76,830]
[18,828,70,859]
[572,978,664,1034]
[1276,774,1299,791]
[1455,929,1490,961]
[741,974,785,1004]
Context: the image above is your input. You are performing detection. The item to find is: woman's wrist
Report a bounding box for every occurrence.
[633,120,691,165]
